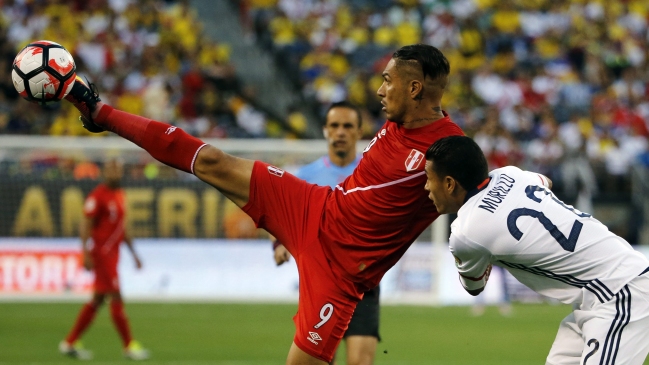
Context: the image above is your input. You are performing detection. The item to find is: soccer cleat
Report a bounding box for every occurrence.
[64,76,104,133]
[59,340,93,360]
[123,340,150,360]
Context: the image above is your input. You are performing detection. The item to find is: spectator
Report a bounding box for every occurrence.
[558,114,598,212]
[2,0,281,138]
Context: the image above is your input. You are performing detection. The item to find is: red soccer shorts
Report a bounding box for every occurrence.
[92,253,120,293]
[243,161,363,362]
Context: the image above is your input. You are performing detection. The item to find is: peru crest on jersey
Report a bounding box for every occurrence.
[405,149,425,172]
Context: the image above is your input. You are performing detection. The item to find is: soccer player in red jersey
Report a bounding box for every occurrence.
[273,102,381,365]
[64,44,463,364]
[59,159,150,361]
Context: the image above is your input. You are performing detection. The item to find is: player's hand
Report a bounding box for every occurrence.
[484,264,492,283]
[274,244,291,266]
[134,256,143,270]
[82,250,94,270]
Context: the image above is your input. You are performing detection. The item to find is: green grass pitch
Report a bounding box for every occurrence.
[1,302,646,364]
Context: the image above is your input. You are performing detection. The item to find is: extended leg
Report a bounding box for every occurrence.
[65,79,253,208]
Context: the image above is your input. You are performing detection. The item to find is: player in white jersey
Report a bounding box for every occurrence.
[423,136,649,365]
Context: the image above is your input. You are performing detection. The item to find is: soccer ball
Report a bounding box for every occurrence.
[11,40,76,105]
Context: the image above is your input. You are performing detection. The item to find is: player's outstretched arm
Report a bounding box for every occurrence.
[450,235,492,296]
[65,78,253,208]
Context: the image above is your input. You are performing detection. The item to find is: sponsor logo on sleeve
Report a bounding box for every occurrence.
[165,126,177,135]
[267,165,285,177]
[405,149,424,172]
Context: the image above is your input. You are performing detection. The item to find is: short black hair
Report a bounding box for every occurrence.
[425,136,489,191]
[392,44,450,81]
[324,101,362,129]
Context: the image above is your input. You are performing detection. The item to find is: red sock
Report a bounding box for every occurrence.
[65,302,98,344]
[94,105,207,174]
[110,299,133,347]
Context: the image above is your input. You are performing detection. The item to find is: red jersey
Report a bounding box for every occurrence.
[320,114,463,289]
[83,184,125,258]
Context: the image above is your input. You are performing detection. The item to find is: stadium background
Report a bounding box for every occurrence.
[1,0,649,363]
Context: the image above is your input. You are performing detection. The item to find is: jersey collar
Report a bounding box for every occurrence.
[463,177,491,203]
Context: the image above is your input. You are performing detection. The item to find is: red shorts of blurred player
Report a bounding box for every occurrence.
[243,161,364,363]
[92,253,120,293]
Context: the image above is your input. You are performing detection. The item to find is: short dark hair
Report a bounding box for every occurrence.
[425,136,489,191]
[324,101,362,129]
[392,44,450,81]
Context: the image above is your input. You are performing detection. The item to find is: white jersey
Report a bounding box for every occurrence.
[450,166,649,305]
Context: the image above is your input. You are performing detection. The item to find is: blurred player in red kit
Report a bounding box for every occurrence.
[59,159,149,361]
[64,44,462,364]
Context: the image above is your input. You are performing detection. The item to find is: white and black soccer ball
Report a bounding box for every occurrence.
[11,40,76,105]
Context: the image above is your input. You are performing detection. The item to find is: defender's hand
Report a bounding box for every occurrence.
[274,244,291,266]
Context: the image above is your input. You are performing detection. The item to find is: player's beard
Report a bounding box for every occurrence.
[332,140,350,160]
[335,150,348,160]
[386,114,405,125]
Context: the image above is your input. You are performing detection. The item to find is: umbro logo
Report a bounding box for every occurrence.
[307,331,322,345]
[165,126,177,135]
[267,165,284,177]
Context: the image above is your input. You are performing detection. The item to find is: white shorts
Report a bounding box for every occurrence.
[546,272,649,365]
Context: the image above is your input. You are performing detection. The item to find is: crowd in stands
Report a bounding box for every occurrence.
[0,0,283,139]
[242,0,649,200]
[2,0,649,203]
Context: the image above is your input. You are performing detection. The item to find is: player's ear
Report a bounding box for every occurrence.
[323,128,329,139]
[447,176,460,195]
[410,80,423,100]
[444,176,454,193]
